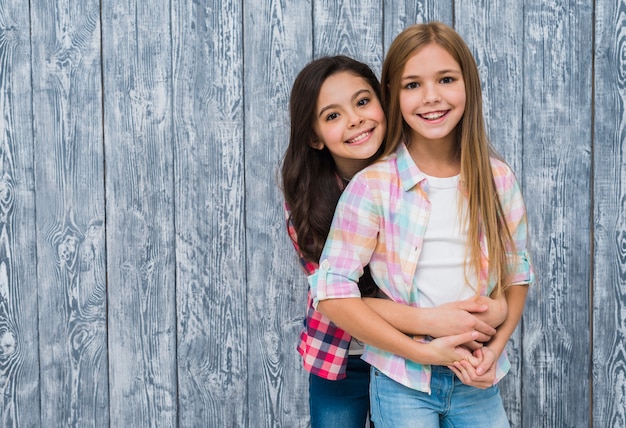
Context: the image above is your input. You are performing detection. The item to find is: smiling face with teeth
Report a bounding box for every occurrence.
[311,71,386,179]
[399,42,466,152]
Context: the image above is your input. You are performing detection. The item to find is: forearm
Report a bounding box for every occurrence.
[363,296,497,343]
[319,298,427,360]
[362,297,431,336]
[485,284,528,356]
[317,298,472,366]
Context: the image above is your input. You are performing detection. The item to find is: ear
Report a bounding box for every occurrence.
[309,140,324,150]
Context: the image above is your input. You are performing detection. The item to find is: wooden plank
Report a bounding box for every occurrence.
[243,0,313,426]
[30,0,108,426]
[314,0,384,72]
[520,2,593,426]
[0,2,41,427]
[101,1,176,426]
[382,0,453,53]
[454,2,525,426]
[172,1,247,426]
[592,1,626,426]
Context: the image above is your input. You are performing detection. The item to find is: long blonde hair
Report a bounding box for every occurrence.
[381,22,514,295]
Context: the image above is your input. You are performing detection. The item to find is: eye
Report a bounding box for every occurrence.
[440,76,455,84]
[325,112,339,121]
[356,97,370,107]
[405,81,419,89]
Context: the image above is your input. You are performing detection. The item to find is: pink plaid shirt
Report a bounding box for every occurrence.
[309,142,535,392]
[285,205,353,380]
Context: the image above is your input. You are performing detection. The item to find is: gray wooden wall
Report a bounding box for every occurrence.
[0,0,623,426]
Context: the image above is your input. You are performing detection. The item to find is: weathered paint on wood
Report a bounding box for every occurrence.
[101,0,176,426]
[315,0,383,71]
[244,0,312,426]
[30,0,108,426]
[0,2,40,427]
[0,0,623,426]
[383,0,453,52]
[521,1,594,427]
[173,0,248,425]
[593,1,626,427]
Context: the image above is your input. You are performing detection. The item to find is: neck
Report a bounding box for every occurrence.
[335,159,369,181]
[407,137,460,178]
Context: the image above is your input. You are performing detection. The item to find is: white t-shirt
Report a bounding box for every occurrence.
[416,174,476,308]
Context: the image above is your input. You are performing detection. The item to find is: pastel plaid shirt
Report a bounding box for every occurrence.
[309,142,535,393]
[285,205,354,380]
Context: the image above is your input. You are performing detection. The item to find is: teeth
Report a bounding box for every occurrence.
[348,131,370,144]
[421,112,445,120]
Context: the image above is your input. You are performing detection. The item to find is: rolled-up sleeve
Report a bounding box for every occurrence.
[495,162,535,286]
[309,178,379,307]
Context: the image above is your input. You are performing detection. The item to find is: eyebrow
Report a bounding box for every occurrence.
[318,88,373,118]
[401,69,461,81]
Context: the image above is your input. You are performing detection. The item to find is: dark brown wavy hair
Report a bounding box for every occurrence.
[281,55,384,268]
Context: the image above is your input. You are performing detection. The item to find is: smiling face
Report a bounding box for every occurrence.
[399,43,466,150]
[312,71,386,179]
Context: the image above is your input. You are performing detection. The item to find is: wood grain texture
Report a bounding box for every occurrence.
[520,1,593,426]
[243,0,312,426]
[172,0,247,426]
[30,0,108,426]
[454,2,525,425]
[382,0,453,52]
[101,0,176,426]
[593,1,626,426]
[0,1,622,426]
[314,0,384,73]
[0,3,40,427]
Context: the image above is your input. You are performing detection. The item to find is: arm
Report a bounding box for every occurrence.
[450,163,534,387]
[362,296,499,344]
[317,297,482,366]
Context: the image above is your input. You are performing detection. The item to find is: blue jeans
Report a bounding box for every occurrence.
[370,365,510,428]
[309,355,372,428]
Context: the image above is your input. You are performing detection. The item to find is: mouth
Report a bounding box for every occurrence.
[346,129,374,145]
[419,111,448,121]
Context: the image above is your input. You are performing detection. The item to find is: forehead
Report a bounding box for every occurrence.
[402,43,460,76]
[317,71,372,104]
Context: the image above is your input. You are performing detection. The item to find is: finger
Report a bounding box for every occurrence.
[473,319,497,336]
[476,355,494,376]
[448,364,464,380]
[473,348,495,375]
[456,298,489,313]
[464,340,484,351]
[456,362,478,385]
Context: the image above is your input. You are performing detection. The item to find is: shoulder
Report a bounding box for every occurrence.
[353,153,399,184]
[489,157,519,190]
[489,156,513,175]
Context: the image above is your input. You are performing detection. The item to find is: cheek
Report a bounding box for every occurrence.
[319,124,344,146]
[399,94,413,115]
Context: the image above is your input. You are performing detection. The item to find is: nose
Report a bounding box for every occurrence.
[348,111,365,127]
[423,83,440,103]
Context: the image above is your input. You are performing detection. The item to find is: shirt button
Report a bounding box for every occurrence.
[320,259,330,270]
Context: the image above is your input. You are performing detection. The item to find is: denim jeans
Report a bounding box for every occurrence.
[370,365,510,428]
[309,355,372,428]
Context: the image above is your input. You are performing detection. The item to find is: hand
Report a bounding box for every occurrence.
[427,298,497,346]
[472,294,508,329]
[448,347,497,389]
[423,331,482,367]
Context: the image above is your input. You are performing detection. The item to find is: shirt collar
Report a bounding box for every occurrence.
[396,142,426,191]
